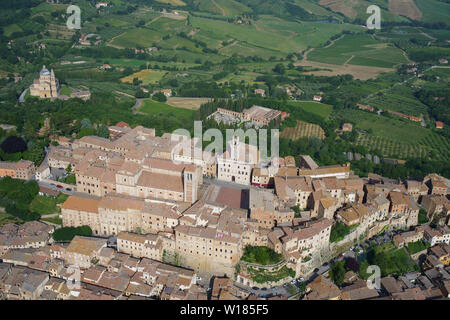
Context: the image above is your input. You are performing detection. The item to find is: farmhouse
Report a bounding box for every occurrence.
[153,89,172,98]
[341,123,353,132]
[96,2,109,9]
[357,104,374,112]
[254,89,266,97]
[436,121,444,129]
[387,110,422,122]
[313,96,322,102]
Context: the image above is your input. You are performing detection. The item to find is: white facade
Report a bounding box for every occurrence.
[217,136,258,185]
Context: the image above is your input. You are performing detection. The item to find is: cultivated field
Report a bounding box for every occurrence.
[296,58,394,80]
[288,101,333,120]
[388,0,422,20]
[120,69,168,84]
[280,120,326,140]
[357,133,431,160]
[138,99,196,119]
[297,33,409,79]
[319,0,359,18]
[307,34,409,68]
[318,0,410,22]
[340,109,450,161]
[166,97,211,110]
[196,0,251,16]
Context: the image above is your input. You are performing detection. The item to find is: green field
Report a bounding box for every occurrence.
[138,99,196,119]
[190,15,362,56]
[29,194,69,216]
[195,0,251,16]
[364,85,429,117]
[415,0,450,24]
[111,28,164,48]
[288,101,333,120]
[59,85,73,96]
[340,109,450,160]
[318,0,409,22]
[121,69,168,85]
[3,24,23,37]
[308,33,409,68]
[0,212,18,226]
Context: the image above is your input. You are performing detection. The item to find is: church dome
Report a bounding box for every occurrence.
[40,65,50,76]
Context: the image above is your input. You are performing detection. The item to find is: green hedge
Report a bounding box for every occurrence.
[52,226,92,242]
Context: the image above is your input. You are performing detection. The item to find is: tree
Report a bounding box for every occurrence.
[96,124,110,139]
[344,257,360,273]
[1,136,27,154]
[80,118,93,130]
[77,127,94,138]
[330,261,346,286]
[66,164,72,174]
[24,144,44,166]
[273,63,286,75]
[153,92,167,102]
[52,226,92,242]
[24,120,36,140]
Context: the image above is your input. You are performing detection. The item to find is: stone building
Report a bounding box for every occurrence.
[29,66,59,99]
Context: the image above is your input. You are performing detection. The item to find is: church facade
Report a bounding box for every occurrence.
[29,65,60,99]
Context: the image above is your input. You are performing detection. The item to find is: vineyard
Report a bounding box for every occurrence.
[280,120,325,140]
[356,132,450,161]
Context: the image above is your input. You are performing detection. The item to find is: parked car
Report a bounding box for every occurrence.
[56,185,63,189]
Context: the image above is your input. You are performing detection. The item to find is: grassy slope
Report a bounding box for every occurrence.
[308,33,409,68]
[138,99,196,119]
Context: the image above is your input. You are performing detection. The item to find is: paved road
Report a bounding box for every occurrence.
[38,180,75,195]
[18,88,28,103]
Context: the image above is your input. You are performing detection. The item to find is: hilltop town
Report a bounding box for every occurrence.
[0,0,449,304]
[0,121,449,301]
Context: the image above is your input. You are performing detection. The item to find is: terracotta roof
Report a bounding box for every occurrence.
[137,171,183,193]
[61,196,100,213]
[115,121,130,128]
[66,236,106,256]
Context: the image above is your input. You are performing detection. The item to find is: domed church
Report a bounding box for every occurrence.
[29,65,60,99]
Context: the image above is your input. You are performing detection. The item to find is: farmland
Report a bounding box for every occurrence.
[138,99,196,119]
[339,109,450,161]
[120,69,168,85]
[189,15,362,57]
[307,34,409,69]
[166,97,212,110]
[363,85,429,117]
[288,102,333,120]
[280,120,326,140]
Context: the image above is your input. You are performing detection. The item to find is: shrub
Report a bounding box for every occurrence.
[153,92,167,102]
[1,136,27,154]
[52,226,92,242]
[241,246,283,265]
